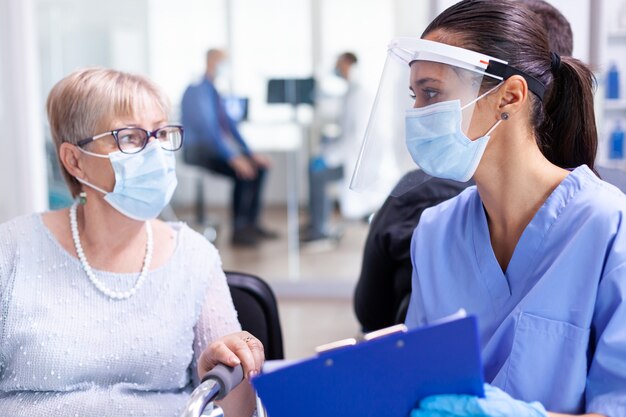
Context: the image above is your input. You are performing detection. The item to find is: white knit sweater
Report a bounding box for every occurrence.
[0,213,241,416]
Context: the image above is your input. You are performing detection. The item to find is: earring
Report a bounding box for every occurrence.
[501,112,510,120]
[79,191,87,206]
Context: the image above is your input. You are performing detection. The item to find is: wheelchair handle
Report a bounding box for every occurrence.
[179,364,245,417]
[201,363,245,401]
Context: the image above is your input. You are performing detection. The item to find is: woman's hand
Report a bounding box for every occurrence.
[411,384,547,417]
[197,331,265,381]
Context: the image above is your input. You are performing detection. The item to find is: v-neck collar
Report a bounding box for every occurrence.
[471,165,593,308]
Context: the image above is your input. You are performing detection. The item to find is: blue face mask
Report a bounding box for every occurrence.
[76,142,178,221]
[405,92,502,182]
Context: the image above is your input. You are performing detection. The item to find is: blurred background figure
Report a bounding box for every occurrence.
[302,52,383,243]
[335,52,385,223]
[181,49,277,247]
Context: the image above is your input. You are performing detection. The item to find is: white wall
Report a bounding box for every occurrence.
[0,7,5,220]
[37,0,150,100]
[0,15,4,154]
[549,0,590,62]
[318,0,392,100]
[434,0,590,62]
[232,0,313,120]
[147,0,227,121]
[0,0,48,223]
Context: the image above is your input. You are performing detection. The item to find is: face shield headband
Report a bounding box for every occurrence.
[392,38,546,101]
[349,38,546,198]
[485,60,545,101]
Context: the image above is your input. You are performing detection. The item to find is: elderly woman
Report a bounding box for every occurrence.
[0,68,263,416]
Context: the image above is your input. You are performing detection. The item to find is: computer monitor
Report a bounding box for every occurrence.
[223,95,249,122]
[267,77,316,105]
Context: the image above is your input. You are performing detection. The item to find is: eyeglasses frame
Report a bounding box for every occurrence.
[76,124,184,154]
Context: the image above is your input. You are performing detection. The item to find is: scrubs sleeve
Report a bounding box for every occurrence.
[405,228,427,328]
[586,262,626,415]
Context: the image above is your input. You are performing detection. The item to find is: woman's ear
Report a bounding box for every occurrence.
[498,75,528,117]
[59,143,85,181]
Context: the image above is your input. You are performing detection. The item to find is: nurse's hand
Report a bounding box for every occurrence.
[197,331,265,381]
[410,384,547,417]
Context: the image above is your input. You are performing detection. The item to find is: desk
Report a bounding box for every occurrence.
[239,122,303,279]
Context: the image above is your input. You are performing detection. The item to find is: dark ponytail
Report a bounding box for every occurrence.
[423,0,597,171]
[540,57,597,171]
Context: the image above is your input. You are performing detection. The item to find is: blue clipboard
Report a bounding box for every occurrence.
[252,316,484,417]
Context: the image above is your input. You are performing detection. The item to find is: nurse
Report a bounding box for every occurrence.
[351,0,625,416]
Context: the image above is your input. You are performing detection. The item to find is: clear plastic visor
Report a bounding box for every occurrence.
[350,39,503,197]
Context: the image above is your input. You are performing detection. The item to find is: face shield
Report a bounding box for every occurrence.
[350,38,534,197]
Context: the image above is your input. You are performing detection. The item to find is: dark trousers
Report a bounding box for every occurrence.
[308,164,344,234]
[185,146,266,232]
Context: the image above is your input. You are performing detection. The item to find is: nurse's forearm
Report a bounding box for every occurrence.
[548,413,606,417]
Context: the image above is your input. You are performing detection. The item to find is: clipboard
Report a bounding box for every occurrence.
[252,315,484,417]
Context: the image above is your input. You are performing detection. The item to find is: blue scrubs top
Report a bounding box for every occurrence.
[405,166,626,415]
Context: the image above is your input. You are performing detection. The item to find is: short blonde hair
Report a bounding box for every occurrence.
[46,67,170,197]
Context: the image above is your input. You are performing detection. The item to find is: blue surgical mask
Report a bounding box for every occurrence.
[405,89,502,182]
[76,142,178,221]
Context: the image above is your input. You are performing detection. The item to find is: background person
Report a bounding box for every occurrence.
[0,68,263,417]
[303,52,384,243]
[182,49,276,247]
[302,52,357,243]
[336,53,386,223]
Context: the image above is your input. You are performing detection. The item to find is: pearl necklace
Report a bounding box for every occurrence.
[69,202,153,300]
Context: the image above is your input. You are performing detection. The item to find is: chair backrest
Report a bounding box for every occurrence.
[598,165,626,193]
[395,293,411,326]
[225,271,285,360]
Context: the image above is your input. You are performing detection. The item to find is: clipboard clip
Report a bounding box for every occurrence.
[314,323,408,355]
[315,338,357,354]
[314,309,466,355]
[363,323,408,341]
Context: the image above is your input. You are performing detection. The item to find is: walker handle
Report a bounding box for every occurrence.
[201,363,245,400]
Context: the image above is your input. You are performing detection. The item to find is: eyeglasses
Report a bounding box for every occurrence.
[77,125,184,154]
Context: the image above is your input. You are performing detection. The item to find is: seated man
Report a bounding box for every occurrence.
[181,49,276,247]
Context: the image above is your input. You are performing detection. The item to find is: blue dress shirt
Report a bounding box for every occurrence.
[406,165,626,416]
[181,77,250,160]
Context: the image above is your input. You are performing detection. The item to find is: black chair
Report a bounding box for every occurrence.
[395,293,411,325]
[225,271,285,360]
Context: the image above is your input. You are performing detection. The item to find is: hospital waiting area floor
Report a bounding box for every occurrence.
[171,204,369,360]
